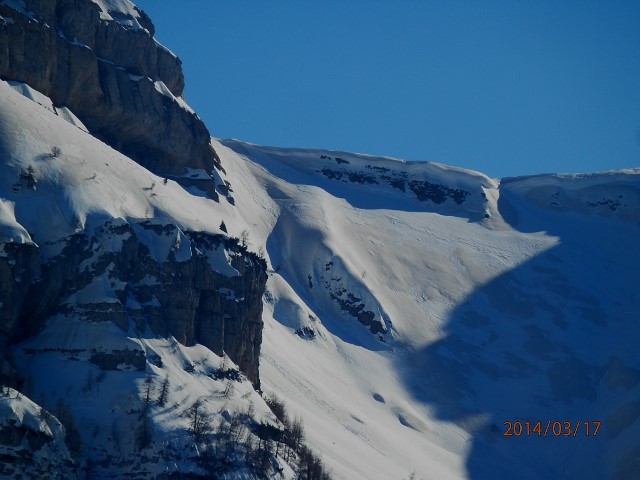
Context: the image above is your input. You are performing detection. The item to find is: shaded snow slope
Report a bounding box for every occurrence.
[13,326,285,478]
[217,139,640,480]
[500,170,640,226]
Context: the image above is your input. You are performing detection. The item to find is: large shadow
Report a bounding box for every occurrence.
[402,188,640,479]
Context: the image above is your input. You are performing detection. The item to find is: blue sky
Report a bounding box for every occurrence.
[137,0,640,178]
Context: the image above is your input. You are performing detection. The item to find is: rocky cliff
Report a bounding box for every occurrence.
[0,0,263,385]
[0,0,222,180]
[3,219,266,386]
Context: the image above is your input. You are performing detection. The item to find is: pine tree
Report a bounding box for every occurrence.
[290,416,305,451]
[158,377,169,407]
[189,400,211,441]
[240,230,249,248]
[56,399,82,459]
[143,375,154,409]
[136,414,152,451]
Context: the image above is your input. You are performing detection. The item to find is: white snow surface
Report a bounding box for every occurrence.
[0,388,56,437]
[216,139,640,480]
[90,0,148,32]
[0,388,73,476]
[1,78,639,479]
[0,198,32,245]
[0,80,238,255]
[0,77,290,478]
[3,80,89,131]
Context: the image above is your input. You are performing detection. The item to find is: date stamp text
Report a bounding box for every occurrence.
[503,420,601,437]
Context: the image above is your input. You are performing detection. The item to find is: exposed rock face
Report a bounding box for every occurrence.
[0,0,221,177]
[321,259,387,335]
[0,241,39,358]
[4,219,267,386]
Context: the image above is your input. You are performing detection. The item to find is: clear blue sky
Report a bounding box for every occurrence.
[137,0,640,178]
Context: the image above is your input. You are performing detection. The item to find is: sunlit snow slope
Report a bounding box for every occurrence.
[0,80,293,478]
[2,73,639,479]
[216,139,640,480]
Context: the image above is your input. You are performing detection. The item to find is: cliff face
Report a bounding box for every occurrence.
[0,74,273,476]
[0,0,221,178]
[0,0,264,385]
[0,242,39,350]
[1,219,266,387]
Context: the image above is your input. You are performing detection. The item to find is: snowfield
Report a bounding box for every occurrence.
[1,73,639,479]
[216,140,640,480]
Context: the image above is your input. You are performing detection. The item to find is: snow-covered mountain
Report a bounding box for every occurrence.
[217,141,640,480]
[1,1,639,479]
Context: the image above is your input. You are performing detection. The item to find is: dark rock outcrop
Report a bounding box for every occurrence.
[3,219,267,386]
[320,259,387,335]
[318,166,471,205]
[0,242,39,357]
[0,0,220,176]
[89,349,147,371]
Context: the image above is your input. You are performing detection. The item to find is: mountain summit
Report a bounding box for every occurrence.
[1,1,639,479]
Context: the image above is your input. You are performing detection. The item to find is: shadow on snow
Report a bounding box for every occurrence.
[401,190,640,479]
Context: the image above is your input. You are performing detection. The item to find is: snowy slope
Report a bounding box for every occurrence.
[215,140,640,480]
[0,79,248,252]
[0,387,74,478]
[0,80,297,478]
[2,68,639,479]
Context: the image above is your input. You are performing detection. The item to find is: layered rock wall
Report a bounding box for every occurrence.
[3,220,266,386]
[0,0,220,176]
